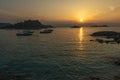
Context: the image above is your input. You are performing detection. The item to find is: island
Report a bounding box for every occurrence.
[0,23,11,28]
[89,24,109,27]
[0,20,54,29]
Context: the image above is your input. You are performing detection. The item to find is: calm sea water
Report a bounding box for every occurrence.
[0,27,120,80]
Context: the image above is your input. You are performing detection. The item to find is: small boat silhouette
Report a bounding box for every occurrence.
[40,29,53,33]
[16,31,33,36]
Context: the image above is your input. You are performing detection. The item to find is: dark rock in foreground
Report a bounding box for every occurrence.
[105,57,120,66]
[114,76,120,80]
[90,31,120,44]
[91,31,120,37]
[90,75,100,80]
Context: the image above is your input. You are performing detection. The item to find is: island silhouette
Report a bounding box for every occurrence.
[0,20,53,29]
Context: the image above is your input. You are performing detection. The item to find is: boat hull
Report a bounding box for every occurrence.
[40,29,53,34]
[16,33,32,36]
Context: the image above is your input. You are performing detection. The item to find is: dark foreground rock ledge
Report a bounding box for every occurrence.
[90,31,120,44]
[91,31,120,37]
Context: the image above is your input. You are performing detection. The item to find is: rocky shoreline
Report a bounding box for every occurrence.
[90,31,120,44]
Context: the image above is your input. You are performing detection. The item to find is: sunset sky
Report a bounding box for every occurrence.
[0,0,120,25]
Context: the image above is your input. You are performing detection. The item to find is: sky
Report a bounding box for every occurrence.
[0,0,120,25]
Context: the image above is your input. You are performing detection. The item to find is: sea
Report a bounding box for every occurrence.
[0,27,120,80]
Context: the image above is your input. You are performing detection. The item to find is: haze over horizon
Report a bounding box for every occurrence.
[0,0,120,26]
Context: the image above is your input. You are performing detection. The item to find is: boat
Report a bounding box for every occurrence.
[16,33,32,36]
[16,31,33,36]
[23,30,34,33]
[40,29,53,33]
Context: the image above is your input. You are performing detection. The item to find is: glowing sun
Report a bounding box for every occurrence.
[80,18,84,22]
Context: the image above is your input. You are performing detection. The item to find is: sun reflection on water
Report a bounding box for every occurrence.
[79,27,84,50]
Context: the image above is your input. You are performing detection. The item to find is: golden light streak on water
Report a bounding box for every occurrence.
[79,27,84,50]
[79,27,83,42]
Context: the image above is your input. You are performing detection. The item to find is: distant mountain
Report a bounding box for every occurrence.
[0,20,54,29]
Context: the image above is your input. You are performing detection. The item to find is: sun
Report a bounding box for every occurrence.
[80,18,84,23]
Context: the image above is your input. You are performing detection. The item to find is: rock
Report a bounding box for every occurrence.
[90,40,95,41]
[96,39,104,43]
[90,25,109,27]
[114,76,120,80]
[106,57,120,66]
[90,76,100,80]
[91,31,119,37]
[114,60,120,66]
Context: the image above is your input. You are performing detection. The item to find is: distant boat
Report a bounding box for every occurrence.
[23,30,34,33]
[16,33,32,36]
[71,26,81,28]
[16,30,33,36]
[40,29,53,33]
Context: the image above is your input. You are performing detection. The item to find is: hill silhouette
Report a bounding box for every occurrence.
[0,20,53,29]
